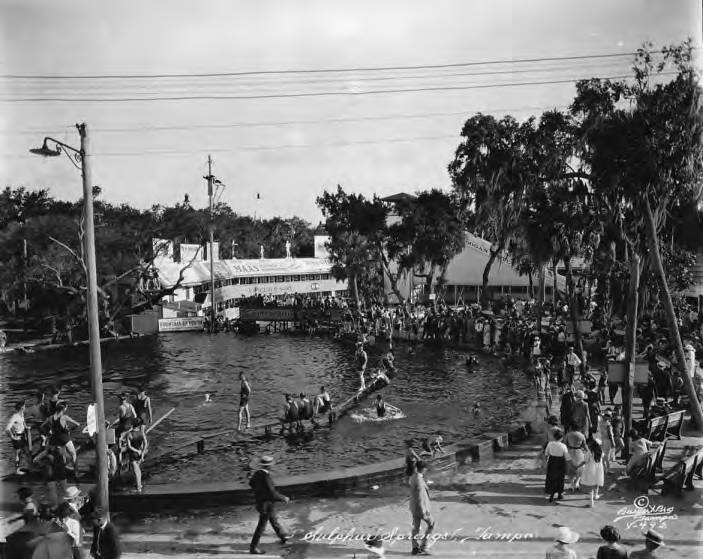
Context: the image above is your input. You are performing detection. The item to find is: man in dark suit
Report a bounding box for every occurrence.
[90,507,121,559]
[249,455,290,555]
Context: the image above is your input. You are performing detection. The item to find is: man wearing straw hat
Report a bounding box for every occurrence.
[630,529,664,558]
[249,455,290,555]
[545,526,579,559]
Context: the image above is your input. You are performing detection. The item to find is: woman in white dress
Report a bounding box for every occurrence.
[579,436,605,507]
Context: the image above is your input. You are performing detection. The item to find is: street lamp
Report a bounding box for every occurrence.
[30,124,110,518]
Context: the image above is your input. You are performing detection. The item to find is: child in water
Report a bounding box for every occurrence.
[473,403,481,417]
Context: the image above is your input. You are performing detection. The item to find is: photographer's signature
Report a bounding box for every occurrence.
[614,496,678,530]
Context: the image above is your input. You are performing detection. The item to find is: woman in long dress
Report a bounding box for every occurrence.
[544,428,569,503]
[579,436,605,507]
[564,423,586,492]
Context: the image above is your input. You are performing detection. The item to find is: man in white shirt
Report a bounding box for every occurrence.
[6,401,29,474]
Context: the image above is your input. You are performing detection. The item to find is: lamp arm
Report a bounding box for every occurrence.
[44,138,83,170]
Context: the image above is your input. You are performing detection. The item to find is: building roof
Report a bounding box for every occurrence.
[443,233,567,289]
[155,257,333,288]
[380,192,417,203]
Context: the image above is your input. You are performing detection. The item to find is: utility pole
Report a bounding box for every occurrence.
[206,155,216,330]
[623,253,640,456]
[78,123,110,516]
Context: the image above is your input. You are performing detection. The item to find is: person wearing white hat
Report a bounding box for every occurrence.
[546,526,579,558]
[249,455,290,555]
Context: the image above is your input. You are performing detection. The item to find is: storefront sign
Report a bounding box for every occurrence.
[158,317,204,332]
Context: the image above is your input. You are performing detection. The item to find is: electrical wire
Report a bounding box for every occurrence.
[0,104,569,135]
[0,50,654,80]
[0,72,676,102]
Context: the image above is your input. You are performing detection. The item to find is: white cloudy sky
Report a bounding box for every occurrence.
[1,0,700,223]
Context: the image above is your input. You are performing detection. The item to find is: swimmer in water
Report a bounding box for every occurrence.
[473,403,481,417]
[375,395,386,418]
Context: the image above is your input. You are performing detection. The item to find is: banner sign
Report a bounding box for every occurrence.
[158,317,204,332]
[239,308,296,321]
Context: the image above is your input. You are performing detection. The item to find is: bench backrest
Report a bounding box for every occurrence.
[653,440,667,472]
[647,415,668,442]
[665,411,685,439]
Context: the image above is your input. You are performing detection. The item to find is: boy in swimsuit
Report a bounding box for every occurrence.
[238,373,251,431]
[6,401,29,474]
[113,393,137,437]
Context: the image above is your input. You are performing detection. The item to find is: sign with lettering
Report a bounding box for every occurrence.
[240,308,296,321]
[158,317,204,332]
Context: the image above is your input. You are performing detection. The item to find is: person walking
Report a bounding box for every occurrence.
[598,411,615,473]
[579,436,605,507]
[569,391,590,435]
[544,428,569,503]
[238,373,251,431]
[90,508,121,559]
[408,461,435,555]
[249,455,290,555]
[546,526,579,559]
[564,423,587,492]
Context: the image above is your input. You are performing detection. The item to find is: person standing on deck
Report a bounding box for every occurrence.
[37,402,80,472]
[126,419,148,493]
[314,386,331,417]
[113,394,136,437]
[355,342,368,391]
[133,387,152,426]
[249,455,290,555]
[6,401,29,474]
[238,373,252,431]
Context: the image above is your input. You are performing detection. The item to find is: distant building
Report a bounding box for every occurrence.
[152,238,347,317]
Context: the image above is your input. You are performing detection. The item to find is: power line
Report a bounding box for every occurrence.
[0,73,673,103]
[0,51,649,80]
[0,105,568,135]
[2,133,464,158]
[3,60,629,92]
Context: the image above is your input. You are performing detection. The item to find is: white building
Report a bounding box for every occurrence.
[152,237,347,316]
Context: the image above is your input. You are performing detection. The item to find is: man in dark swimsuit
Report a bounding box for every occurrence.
[279,394,299,433]
[238,373,251,431]
[126,419,148,492]
[133,386,152,426]
[375,395,386,418]
[37,402,80,472]
[299,393,313,422]
[113,394,136,438]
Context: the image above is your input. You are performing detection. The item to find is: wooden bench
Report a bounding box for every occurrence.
[644,410,685,442]
[660,446,703,497]
[628,441,668,493]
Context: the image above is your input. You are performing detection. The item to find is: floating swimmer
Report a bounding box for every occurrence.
[204,393,212,403]
[473,403,481,416]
